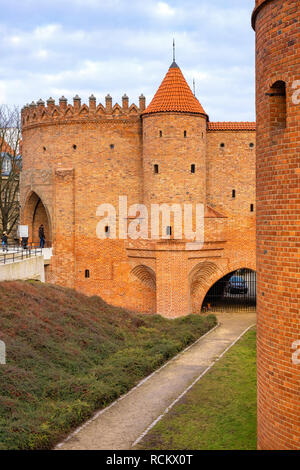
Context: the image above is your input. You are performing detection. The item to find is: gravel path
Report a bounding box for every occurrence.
[56,311,256,450]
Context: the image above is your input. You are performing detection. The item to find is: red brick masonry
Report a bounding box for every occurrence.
[20,62,256,317]
[253,0,300,450]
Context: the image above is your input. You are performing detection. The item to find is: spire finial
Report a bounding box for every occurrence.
[173,38,175,62]
[193,79,196,96]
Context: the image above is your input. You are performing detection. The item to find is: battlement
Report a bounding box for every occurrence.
[21,93,146,129]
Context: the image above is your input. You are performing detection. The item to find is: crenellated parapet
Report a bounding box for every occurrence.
[21,93,146,129]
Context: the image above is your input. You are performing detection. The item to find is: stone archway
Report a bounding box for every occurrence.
[23,191,51,246]
[129,264,156,313]
[189,261,256,313]
[189,261,223,314]
[130,265,156,291]
[200,268,256,312]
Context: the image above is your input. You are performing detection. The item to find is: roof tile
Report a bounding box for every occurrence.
[208,122,256,131]
[143,62,207,116]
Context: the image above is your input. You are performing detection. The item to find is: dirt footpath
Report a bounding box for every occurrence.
[56,311,256,450]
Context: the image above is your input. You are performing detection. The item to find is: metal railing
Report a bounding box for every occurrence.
[10,241,52,250]
[0,247,43,264]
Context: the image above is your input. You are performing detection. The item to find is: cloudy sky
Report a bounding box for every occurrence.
[0,0,255,121]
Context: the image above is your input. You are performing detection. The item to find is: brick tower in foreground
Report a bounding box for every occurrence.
[252,0,300,450]
[20,60,256,317]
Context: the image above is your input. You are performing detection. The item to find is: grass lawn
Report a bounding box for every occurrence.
[0,280,216,450]
[137,327,257,450]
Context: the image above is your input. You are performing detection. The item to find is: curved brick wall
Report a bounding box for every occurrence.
[142,112,207,207]
[252,0,273,29]
[254,0,300,449]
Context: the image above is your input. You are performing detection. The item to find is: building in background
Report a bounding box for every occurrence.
[0,136,22,240]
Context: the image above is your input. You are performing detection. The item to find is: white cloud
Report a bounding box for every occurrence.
[34,49,49,60]
[34,24,61,40]
[10,35,22,45]
[156,2,175,18]
[0,0,255,121]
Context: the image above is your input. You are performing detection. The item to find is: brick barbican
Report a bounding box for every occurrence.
[20,61,256,318]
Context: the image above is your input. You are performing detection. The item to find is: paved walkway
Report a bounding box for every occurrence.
[56,311,256,450]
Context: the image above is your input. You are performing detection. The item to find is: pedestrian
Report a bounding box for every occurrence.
[2,232,8,252]
[21,236,28,250]
[38,224,45,248]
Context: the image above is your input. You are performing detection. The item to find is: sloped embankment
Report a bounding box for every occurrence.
[0,280,216,450]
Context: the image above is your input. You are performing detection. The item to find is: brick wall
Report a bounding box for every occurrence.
[206,130,256,274]
[253,0,300,450]
[21,94,256,317]
[142,113,207,207]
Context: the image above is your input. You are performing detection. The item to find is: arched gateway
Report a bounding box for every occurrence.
[23,191,51,246]
[189,262,256,313]
[202,268,256,311]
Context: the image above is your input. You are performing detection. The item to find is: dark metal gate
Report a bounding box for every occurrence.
[202,269,256,311]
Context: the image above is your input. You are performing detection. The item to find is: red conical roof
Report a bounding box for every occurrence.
[143,62,207,117]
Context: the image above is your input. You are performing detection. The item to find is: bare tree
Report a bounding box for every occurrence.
[0,105,22,238]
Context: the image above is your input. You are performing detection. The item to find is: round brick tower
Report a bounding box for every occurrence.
[252,0,300,449]
[140,61,208,316]
[142,61,208,212]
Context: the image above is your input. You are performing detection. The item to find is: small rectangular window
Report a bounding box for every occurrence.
[191,164,195,173]
[250,204,254,212]
[166,226,172,236]
[184,130,187,138]
[232,190,236,199]
[159,131,162,137]
[154,164,159,174]
[85,269,90,278]
[105,226,110,237]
